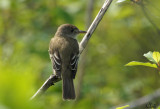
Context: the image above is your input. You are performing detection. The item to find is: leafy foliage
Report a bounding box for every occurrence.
[126,51,160,71]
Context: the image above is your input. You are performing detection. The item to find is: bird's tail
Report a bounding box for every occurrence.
[62,76,75,100]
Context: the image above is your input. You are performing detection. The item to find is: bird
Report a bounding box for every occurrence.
[49,24,86,100]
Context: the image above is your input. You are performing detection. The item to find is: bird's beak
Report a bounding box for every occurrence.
[78,30,87,34]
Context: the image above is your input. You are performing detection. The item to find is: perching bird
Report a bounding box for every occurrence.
[49,24,86,100]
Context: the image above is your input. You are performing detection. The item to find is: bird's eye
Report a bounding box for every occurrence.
[71,29,74,32]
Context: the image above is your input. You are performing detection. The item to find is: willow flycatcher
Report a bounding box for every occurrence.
[49,24,86,100]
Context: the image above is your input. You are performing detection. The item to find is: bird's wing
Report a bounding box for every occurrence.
[49,50,61,77]
[70,53,79,79]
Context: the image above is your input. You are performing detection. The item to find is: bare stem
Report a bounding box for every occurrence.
[76,0,94,100]
[140,3,160,35]
[30,75,61,100]
[79,0,113,54]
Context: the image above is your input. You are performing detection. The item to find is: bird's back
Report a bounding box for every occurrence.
[49,36,79,74]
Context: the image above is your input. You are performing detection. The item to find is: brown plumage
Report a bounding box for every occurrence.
[49,24,86,100]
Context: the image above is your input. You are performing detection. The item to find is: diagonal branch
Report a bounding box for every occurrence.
[132,0,160,35]
[76,0,95,100]
[30,0,113,100]
[111,88,160,109]
[30,74,61,100]
[140,3,160,35]
[79,0,113,54]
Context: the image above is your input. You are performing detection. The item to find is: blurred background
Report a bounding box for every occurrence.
[0,0,160,109]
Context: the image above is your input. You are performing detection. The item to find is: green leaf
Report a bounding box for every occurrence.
[116,105,130,109]
[143,51,157,63]
[125,61,157,68]
[152,51,160,63]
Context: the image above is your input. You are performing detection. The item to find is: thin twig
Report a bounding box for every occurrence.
[133,0,160,35]
[141,4,160,35]
[30,0,113,100]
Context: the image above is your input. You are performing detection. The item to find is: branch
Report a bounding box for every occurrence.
[76,0,95,100]
[30,0,113,100]
[140,4,160,35]
[79,0,113,54]
[111,88,160,109]
[30,75,61,100]
[133,0,160,35]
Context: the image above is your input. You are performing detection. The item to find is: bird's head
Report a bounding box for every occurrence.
[55,24,86,39]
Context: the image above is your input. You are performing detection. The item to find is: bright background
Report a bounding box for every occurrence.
[0,0,160,109]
